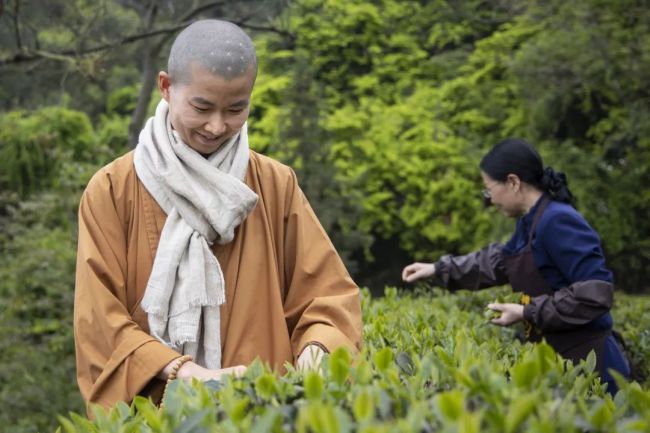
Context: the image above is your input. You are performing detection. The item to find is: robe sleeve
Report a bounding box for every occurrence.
[281,169,362,359]
[74,171,180,410]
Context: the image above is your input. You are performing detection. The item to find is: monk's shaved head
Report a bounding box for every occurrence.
[168,19,257,84]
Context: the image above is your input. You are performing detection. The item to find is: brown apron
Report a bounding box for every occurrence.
[502,197,610,370]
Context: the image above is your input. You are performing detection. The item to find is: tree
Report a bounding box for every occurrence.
[0,0,290,144]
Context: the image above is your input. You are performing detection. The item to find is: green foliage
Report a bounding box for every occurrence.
[4,0,650,289]
[97,113,131,155]
[327,90,492,260]
[1,0,650,430]
[245,0,650,290]
[0,0,143,112]
[250,0,522,278]
[503,0,650,291]
[250,40,372,273]
[57,287,650,432]
[0,121,116,433]
[0,188,86,432]
[106,85,139,116]
[0,107,95,197]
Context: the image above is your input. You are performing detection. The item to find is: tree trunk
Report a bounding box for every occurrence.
[128,1,159,148]
[128,44,158,147]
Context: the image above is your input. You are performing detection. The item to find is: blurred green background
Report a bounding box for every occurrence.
[1,0,649,431]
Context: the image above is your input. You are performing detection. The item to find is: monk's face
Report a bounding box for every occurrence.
[158,63,255,155]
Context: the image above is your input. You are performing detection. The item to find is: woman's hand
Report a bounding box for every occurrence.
[401,262,435,283]
[487,303,524,326]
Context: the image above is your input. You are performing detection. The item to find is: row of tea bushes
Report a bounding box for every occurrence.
[57,287,650,432]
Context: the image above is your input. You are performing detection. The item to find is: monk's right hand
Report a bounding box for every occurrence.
[178,361,247,381]
[161,359,246,382]
[401,262,436,283]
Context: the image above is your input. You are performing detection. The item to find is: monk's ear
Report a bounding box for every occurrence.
[158,71,172,102]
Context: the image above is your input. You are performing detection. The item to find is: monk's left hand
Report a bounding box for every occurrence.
[296,344,326,372]
[487,302,524,326]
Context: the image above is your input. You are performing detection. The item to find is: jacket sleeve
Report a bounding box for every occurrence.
[281,169,362,359]
[74,171,180,411]
[433,242,509,291]
[523,280,613,331]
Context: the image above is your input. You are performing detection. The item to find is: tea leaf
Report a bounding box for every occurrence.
[255,373,278,400]
[374,347,393,373]
[395,352,415,376]
[305,371,324,401]
[175,409,211,433]
[436,390,464,421]
[330,348,352,386]
[505,394,536,433]
[353,388,374,421]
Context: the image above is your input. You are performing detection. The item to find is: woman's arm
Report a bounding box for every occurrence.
[523,280,613,331]
[401,243,508,290]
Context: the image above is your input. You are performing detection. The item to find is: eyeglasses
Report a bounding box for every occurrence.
[481,181,500,200]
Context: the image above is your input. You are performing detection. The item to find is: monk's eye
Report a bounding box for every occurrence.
[191,105,209,113]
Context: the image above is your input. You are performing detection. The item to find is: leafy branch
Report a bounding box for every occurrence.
[0,1,293,67]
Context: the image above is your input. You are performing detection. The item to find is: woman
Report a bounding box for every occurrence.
[402,138,630,393]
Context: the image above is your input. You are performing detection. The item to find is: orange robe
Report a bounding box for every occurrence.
[74,150,362,410]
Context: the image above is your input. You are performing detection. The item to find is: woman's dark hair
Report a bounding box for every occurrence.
[479,138,575,205]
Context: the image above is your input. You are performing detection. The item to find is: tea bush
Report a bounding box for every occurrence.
[57,287,650,432]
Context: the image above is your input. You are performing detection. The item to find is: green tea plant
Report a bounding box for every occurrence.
[57,287,650,432]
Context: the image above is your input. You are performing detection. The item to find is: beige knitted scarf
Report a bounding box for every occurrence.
[133,99,258,369]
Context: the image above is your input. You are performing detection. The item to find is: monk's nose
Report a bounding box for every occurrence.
[205,113,226,136]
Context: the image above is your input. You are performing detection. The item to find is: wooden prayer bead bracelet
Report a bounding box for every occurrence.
[160,354,193,409]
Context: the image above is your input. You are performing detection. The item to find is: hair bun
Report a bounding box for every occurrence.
[541,167,569,199]
[479,138,575,205]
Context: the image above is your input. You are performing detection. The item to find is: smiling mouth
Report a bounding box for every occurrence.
[197,133,221,143]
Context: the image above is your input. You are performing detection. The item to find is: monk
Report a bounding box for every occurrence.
[74,19,362,410]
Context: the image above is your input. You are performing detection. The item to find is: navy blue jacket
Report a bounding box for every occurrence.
[502,196,629,389]
[502,197,613,288]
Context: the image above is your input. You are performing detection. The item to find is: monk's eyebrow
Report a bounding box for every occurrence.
[190,96,214,106]
[189,97,249,107]
[230,99,249,107]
